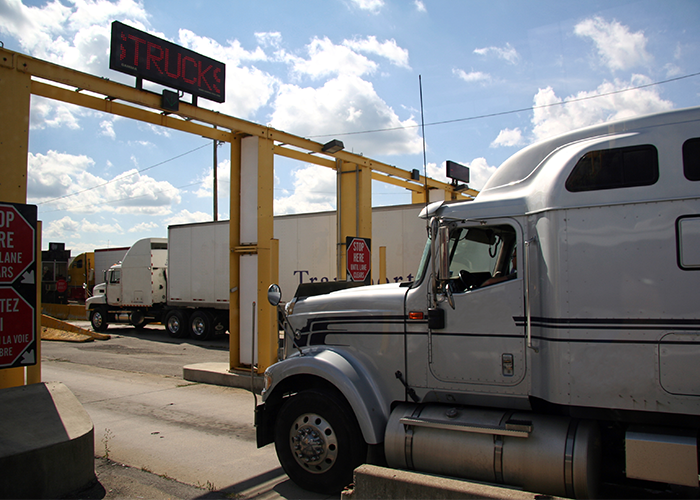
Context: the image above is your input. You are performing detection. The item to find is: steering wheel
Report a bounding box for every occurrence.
[458,270,476,290]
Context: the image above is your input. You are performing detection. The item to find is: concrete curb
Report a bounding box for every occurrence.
[0,382,95,499]
[183,362,264,393]
[342,464,563,500]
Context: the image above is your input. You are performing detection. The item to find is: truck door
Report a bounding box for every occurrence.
[415,220,526,388]
[106,268,122,305]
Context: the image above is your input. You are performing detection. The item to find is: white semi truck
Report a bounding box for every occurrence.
[257,106,700,497]
[86,221,230,339]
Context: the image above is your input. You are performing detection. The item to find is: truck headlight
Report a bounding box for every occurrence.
[263,372,273,393]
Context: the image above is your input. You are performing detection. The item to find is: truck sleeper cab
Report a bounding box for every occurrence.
[256,106,700,498]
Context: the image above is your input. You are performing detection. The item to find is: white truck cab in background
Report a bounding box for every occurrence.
[256,106,700,497]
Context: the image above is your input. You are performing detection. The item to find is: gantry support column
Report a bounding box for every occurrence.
[336,160,372,280]
[0,55,31,389]
[234,135,278,374]
[228,135,241,372]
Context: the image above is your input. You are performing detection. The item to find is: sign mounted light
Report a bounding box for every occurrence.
[109,21,226,104]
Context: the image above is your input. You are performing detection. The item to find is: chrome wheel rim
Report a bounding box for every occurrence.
[289,412,338,473]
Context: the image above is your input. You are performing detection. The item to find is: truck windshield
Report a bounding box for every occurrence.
[413,237,432,285]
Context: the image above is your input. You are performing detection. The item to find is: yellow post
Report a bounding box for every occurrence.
[0,53,31,389]
[379,246,387,285]
[228,134,241,372]
[26,222,42,385]
[336,161,372,281]
[256,137,277,373]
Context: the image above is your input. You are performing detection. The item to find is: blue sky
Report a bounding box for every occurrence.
[1,0,699,254]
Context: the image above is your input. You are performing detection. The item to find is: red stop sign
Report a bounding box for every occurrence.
[347,237,371,282]
[0,205,35,285]
[0,287,35,368]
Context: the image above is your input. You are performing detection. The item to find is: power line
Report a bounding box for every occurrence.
[307,71,700,139]
[37,142,211,206]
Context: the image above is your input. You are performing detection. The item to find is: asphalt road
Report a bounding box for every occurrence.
[41,322,330,500]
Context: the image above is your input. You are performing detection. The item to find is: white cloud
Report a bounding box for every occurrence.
[343,36,410,69]
[349,0,384,13]
[165,210,213,226]
[271,75,422,156]
[99,120,116,139]
[414,1,426,12]
[43,216,82,239]
[255,32,283,49]
[453,68,491,84]
[128,221,160,233]
[30,98,82,131]
[287,37,378,79]
[274,164,336,215]
[531,75,673,142]
[82,219,123,233]
[574,17,651,71]
[473,43,520,65]
[28,150,181,215]
[491,128,524,148]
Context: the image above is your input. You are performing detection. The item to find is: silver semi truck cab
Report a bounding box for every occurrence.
[256,106,700,497]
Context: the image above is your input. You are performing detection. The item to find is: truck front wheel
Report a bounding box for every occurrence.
[274,389,366,494]
[165,310,189,338]
[90,307,109,332]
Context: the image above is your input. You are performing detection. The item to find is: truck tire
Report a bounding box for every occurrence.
[90,307,109,332]
[165,310,189,338]
[190,310,213,341]
[274,389,366,494]
[130,311,148,329]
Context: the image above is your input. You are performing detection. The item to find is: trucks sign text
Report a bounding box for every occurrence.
[109,21,226,104]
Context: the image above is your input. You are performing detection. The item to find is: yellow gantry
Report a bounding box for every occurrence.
[0,47,476,382]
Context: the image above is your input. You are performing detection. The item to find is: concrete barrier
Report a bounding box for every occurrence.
[0,382,95,498]
[342,464,564,500]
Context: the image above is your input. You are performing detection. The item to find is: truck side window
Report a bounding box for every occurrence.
[565,144,658,192]
[683,138,700,181]
[448,225,516,291]
[109,270,121,284]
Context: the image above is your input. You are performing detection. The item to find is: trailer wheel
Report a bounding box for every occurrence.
[90,307,109,332]
[165,310,189,338]
[130,311,148,329]
[190,311,213,341]
[274,389,366,494]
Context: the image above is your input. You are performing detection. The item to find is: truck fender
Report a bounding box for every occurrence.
[265,349,389,445]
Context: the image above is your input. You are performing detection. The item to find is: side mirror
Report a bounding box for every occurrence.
[267,284,282,306]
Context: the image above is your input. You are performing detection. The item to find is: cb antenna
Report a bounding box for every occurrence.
[419,75,429,212]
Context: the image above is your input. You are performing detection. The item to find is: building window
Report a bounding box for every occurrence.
[566,145,658,192]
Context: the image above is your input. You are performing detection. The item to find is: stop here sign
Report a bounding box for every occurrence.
[0,287,35,367]
[0,202,37,368]
[0,204,35,285]
[346,237,371,283]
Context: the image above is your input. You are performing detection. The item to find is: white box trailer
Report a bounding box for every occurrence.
[87,207,426,340]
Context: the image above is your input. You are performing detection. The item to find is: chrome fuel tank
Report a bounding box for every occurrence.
[385,404,601,498]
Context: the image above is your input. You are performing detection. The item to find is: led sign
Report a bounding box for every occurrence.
[109,21,225,104]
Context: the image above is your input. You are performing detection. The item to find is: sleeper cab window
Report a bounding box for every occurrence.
[565,145,659,192]
[682,137,700,181]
